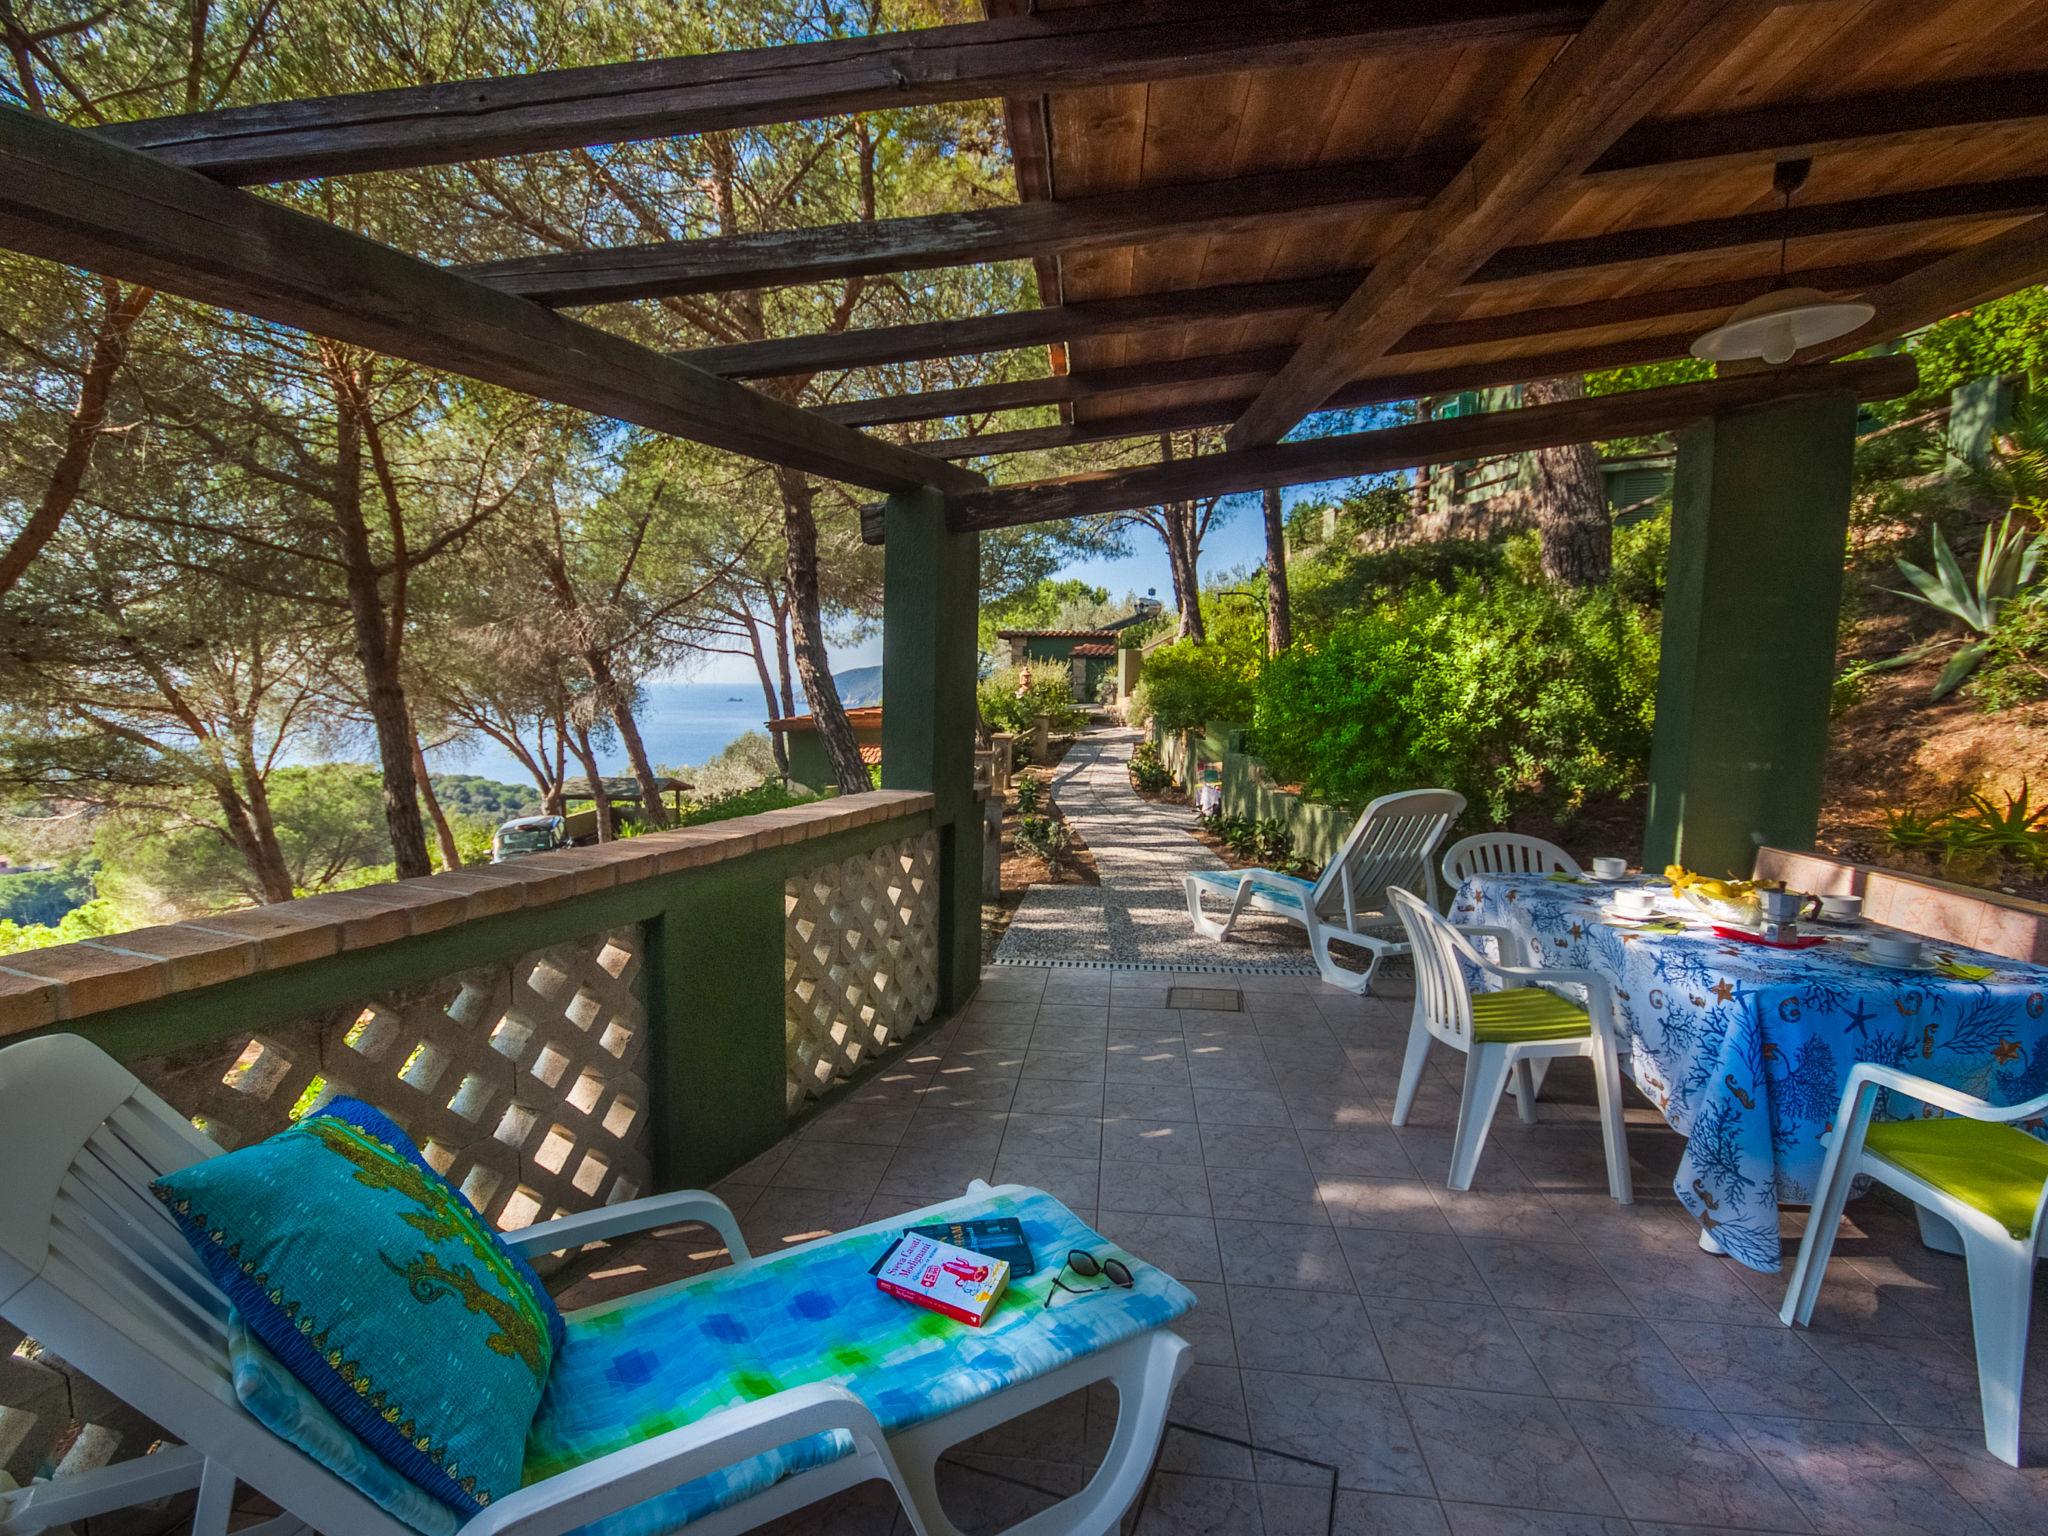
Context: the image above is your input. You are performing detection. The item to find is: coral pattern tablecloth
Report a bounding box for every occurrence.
[1452,873,2048,1271]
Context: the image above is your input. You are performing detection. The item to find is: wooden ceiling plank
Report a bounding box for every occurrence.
[1798,212,2048,362]
[99,0,1600,183]
[911,354,1916,533]
[1225,0,1787,450]
[0,106,977,496]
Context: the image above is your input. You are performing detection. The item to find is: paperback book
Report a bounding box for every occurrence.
[870,1232,1010,1326]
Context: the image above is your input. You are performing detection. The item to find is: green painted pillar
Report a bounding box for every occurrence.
[1643,389,1858,878]
[646,864,787,1189]
[880,486,984,1012]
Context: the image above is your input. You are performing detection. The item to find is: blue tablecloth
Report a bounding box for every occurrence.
[1452,873,2048,1271]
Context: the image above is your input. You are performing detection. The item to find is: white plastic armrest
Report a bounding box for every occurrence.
[504,1189,749,1262]
[1839,1064,2048,1125]
[459,1383,884,1536]
[1455,924,1525,964]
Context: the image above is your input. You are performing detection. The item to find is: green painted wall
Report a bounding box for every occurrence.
[1643,389,1859,877]
[881,488,984,1013]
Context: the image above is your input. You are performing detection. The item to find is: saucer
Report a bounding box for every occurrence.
[1846,948,1937,972]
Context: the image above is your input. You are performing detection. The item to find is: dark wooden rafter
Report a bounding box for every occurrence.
[862,356,1917,538]
[465,153,1460,305]
[808,260,1915,427]
[99,1,1599,183]
[680,272,1360,378]
[1228,0,1785,449]
[915,330,1707,460]
[685,256,1916,381]
[0,109,980,495]
[466,83,2048,307]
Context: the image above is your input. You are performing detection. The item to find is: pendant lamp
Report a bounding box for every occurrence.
[1691,160,1873,365]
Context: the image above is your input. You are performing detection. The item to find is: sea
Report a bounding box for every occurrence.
[424,680,782,786]
[422,667,883,786]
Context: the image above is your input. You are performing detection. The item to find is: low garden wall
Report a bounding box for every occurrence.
[1150,721,1353,870]
[0,791,950,1515]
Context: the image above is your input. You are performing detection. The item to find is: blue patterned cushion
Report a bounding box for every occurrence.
[228,1314,460,1536]
[153,1099,564,1516]
[1190,868,1313,909]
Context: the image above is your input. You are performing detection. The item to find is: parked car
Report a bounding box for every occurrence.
[491,814,568,862]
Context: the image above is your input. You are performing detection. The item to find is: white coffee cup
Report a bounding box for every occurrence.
[1864,933,1923,967]
[1818,894,1863,921]
[1614,887,1658,918]
[1591,856,1628,879]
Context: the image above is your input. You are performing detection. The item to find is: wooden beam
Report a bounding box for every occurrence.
[99,1,1596,183]
[1797,214,2048,364]
[913,329,1704,459]
[473,99,2043,311]
[882,355,1916,535]
[1585,71,2048,180]
[686,256,1912,381]
[0,106,978,496]
[1226,0,1781,450]
[464,153,1458,305]
[809,261,1913,428]
[1477,177,2048,285]
[680,272,1359,378]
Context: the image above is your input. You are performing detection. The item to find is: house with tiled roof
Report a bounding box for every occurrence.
[995,601,1160,701]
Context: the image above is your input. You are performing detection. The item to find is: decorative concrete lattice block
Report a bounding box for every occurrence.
[784,830,940,1110]
[127,924,652,1233]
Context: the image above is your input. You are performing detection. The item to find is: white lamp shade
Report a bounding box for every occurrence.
[1689,287,1877,365]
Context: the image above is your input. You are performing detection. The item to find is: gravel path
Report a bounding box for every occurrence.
[992,725,1314,970]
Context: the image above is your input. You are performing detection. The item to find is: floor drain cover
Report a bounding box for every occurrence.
[1165,986,1244,1011]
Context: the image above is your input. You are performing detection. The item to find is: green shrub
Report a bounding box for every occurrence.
[1014,772,1043,815]
[1128,739,1172,792]
[1015,813,1070,869]
[0,896,120,955]
[1129,638,1257,733]
[979,666,1089,737]
[679,781,817,826]
[1253,574,1659,825]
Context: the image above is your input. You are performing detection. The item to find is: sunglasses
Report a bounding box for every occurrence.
[1043,1249,1135,1308]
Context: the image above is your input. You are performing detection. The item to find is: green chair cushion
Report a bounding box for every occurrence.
[1470,988,1592,1043]
[1864,1116,2048,1241]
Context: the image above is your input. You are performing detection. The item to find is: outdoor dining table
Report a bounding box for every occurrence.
[1450,871,2048,1272]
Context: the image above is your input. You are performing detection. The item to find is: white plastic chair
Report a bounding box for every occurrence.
[1183,787,1465,994]
[1387,888,1632,1201]
[1441,833,1581,887]
[0,1035,1190,1536]
[1780,1063,2048,1466]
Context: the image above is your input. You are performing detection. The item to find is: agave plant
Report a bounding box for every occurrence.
[1890,511,2046,698]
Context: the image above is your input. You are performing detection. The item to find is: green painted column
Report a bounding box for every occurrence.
[646,864,788,1189]
[1643,389,1859,877]
[880,486,984,1012]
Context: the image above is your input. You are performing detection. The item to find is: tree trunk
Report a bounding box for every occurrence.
[0,283,155,600]
[1163,506,1205,642]
[586,649,670,828]
[214,781,296,904]
[1262,485,1292,656]
[743,612,790,778]
[776,468,871,795]
[327,374,434,879]
[1522,375,1612,587]
[412,732,463,869]
[568,724,614,840]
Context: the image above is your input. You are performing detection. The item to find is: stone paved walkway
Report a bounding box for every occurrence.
[993,725,1315,970]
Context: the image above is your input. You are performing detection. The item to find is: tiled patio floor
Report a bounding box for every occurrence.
[551,965,2048,1536]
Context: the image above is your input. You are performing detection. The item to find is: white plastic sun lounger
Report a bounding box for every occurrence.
[1183,787,1465,993]
[0,1034,1191,1536]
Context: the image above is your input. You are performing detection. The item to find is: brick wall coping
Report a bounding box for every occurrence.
[0,790,935,1037]
[1753,845,2048,964]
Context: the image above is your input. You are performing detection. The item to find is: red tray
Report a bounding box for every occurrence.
[1711,925,1826,950]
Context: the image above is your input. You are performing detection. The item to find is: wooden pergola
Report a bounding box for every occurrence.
[3,0,2046,1008]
